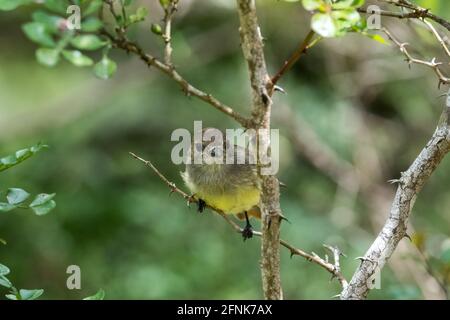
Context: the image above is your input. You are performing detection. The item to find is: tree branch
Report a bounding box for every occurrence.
[270,30,316,92]
[161,0,179,65]
[129,152,348,290]
[99,31,251,128]
[371,0,450,32]
[236,0,283,300]
[341,91,450,299]
[382,28,450,87]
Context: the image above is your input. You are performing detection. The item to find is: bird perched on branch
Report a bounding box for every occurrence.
[181,128,261,240]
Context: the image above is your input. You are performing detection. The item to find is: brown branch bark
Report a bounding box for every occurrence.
[341,92,450,299]
[236,0,283,300]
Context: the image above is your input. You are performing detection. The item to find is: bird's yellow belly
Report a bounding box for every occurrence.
[196,187,260,214]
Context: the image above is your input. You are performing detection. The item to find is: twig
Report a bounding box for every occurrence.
[376,0,450,32]
[100,29,251,128]
[270,30,316,92]
[382,27,450,87]
[103,0,120,24]
[341,91,450,299]
[422,19,450,58]
[129,152,348,289]
[161,0,179,65]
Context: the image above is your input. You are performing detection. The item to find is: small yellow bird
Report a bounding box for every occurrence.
[181,128,261,240]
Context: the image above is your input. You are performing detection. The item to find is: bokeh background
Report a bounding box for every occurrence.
[1,0,450,299]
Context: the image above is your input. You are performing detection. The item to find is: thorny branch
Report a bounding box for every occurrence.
[382,28,450,87]
[341,91,450,299]
[129,152,348,289]
[360,0,450,32]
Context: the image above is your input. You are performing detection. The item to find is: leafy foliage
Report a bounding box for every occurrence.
[0,143,47,172]
[0,263,43,300]
[83,289,106,300]
[301,0,365,38]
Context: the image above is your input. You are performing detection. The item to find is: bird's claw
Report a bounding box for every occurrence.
[242,225,253,241]
[197,199,206,213]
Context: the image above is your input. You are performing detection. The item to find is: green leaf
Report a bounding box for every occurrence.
[0,203,16,212]
[129,7,148,24]
[81,17,103,32]
[159,0,171,9]
[331,0,355,9]
[136,7,148,19]
[22,22,56,47]
[30,193,56,207]
[364,33,388,44]
[29,193,56,216]
[84,0,102,16]
[83,289,105,300]
[44,0,69,14]
[94,56,117,80]
[0,275,12,288]
[0,143,48,172]
[6,188,30,205]
[311,13,337,38]
[5,294,18,300]
[62,50,94,66]
[350,0,365,8]
[0,0,33,11]
[32,10,63,34]
[0,264,10,276]
[302,0,323,11]
[70,35,105,50]
[31,200,56,216]
[151,23,162,35]
[19,289,44,300]
[36,48,60,67]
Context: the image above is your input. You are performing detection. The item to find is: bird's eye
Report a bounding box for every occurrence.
[211,148,216,157]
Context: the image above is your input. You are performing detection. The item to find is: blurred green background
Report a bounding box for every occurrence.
[1,0,450,299]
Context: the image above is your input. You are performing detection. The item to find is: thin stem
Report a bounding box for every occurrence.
[270,30,316,91]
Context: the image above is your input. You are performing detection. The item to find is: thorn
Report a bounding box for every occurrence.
[388,178,401,184]
[331,294,341,299]
[290,250,296,258]
[168,183,177,196]
[404,233,412,241]
[273,85,286,94]
[355,256,377,264]
[279,213,291,224]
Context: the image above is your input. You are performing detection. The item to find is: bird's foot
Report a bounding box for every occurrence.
[197,198,206,213]
[242,223,253,241]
